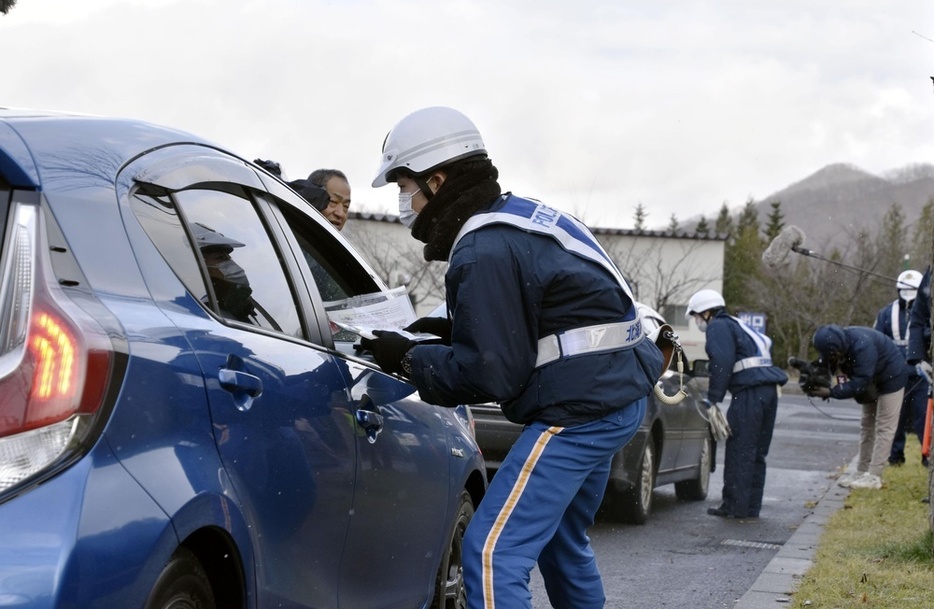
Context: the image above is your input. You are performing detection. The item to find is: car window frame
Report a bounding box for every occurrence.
[257,191,389,352]
[120,143,393,355]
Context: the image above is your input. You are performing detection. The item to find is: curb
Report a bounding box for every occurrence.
[732,468,852,608]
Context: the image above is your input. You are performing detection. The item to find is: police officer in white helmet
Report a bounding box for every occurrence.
[874,269,928,466]
[361,107,664,609]
[687,289,788,519]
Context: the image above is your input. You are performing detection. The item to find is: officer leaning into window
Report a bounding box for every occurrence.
[687,289,788,519]
[360,106,664,609]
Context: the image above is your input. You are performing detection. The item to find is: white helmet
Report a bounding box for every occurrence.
[897,269,922,302]
[686,289,725,318]
[371,106,487,187]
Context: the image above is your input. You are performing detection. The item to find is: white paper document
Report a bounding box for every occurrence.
[324,286,435,340]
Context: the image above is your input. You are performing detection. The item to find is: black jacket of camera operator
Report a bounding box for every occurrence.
[811,325,906,404]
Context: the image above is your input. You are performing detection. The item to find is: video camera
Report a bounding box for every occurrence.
[787,357,832,394]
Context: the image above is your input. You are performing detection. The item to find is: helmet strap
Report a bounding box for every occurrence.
[415,176,434,201]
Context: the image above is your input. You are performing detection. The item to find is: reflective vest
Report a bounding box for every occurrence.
[451,195,644,367]
[729,316,774,373]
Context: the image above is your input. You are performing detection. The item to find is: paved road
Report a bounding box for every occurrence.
[527,392,862,608]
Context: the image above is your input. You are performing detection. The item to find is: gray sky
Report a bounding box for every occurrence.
[4,0,932,229]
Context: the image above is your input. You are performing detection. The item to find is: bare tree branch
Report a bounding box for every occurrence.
[601,236,719,311]
[345,222,446,312]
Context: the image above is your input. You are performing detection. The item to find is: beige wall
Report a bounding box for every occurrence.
[595,230,725,362]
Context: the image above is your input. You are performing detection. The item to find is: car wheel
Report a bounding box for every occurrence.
[144,547,215,609]
[675,433,712,501]
[618,435,656,525]
[432,490,474,609]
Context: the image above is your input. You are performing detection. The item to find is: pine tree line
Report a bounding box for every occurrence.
[704,196,934,363]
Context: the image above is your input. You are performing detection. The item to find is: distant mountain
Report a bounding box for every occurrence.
[759,163,934,250]
[682,163,934,251]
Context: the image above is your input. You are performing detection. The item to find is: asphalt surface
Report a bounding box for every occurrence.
[522,390,863,608]
[731,389,859,608]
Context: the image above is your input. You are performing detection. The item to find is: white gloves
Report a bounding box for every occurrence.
[916,361,932,383]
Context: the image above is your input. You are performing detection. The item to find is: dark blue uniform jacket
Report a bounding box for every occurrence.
[409,194,663,426]
[704,310,788,404]
[874,298,911,358]
[815,325,907,400]
[907,267,931,364]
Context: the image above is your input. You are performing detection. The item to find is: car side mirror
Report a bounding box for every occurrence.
[691,359,710,378]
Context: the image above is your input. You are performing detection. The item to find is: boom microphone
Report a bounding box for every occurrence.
[761,225,899,285]
[761,225,806,268]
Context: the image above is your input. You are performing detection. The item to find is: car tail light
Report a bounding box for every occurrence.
[0,202,114,494]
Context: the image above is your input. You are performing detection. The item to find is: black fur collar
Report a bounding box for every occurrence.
[411,158,502,261]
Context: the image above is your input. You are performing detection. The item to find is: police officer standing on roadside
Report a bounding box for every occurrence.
[360,106,664,609]
[874,269,928,466]
[907,265,932,469]
[687,289,788,519]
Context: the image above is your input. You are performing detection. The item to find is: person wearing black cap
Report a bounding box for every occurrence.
[253,158,285,178]
[287,178,332,215]
[252,158,333,220]
[809,324,907,489]
[360,107,663,609]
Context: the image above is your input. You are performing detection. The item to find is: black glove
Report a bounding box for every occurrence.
[404,317,453,345]
[807,386,831,400]
[253,158,283,177]
[359,331,416,376]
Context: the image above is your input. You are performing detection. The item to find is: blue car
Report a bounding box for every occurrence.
[0,108,486,609]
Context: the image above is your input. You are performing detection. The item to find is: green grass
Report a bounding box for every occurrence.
[789,437,934,608]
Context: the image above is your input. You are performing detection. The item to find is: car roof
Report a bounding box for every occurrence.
[0,108,220,190]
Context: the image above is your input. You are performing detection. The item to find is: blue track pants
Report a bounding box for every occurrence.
[464,398,645,609]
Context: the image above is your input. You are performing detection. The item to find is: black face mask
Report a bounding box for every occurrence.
[208,259,254,319]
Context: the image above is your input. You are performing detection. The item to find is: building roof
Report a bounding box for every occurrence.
[347,211,728,241]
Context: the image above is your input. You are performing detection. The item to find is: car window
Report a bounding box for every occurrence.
[277,204,383,343]
[131,184,304,338]
[278,204,380,302]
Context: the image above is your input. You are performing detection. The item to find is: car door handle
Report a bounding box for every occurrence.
[355,408,384,444]
[218,368,263,396]
[218,368,263,412]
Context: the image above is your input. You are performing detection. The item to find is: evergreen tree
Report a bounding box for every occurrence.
[736,198,759,233]
[714,202,733,236]
[876,202,908,276]
[765,201,785,241]
[909,197,934,272]
[695,216,710,237]
[634,203,647,231]
[668,214,679,233]
[723,199,763,310]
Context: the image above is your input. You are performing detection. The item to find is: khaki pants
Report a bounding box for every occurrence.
[857,389,904,477]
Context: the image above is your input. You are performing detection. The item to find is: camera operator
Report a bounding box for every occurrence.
[874,270,928,466]
[810,324,907,489]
